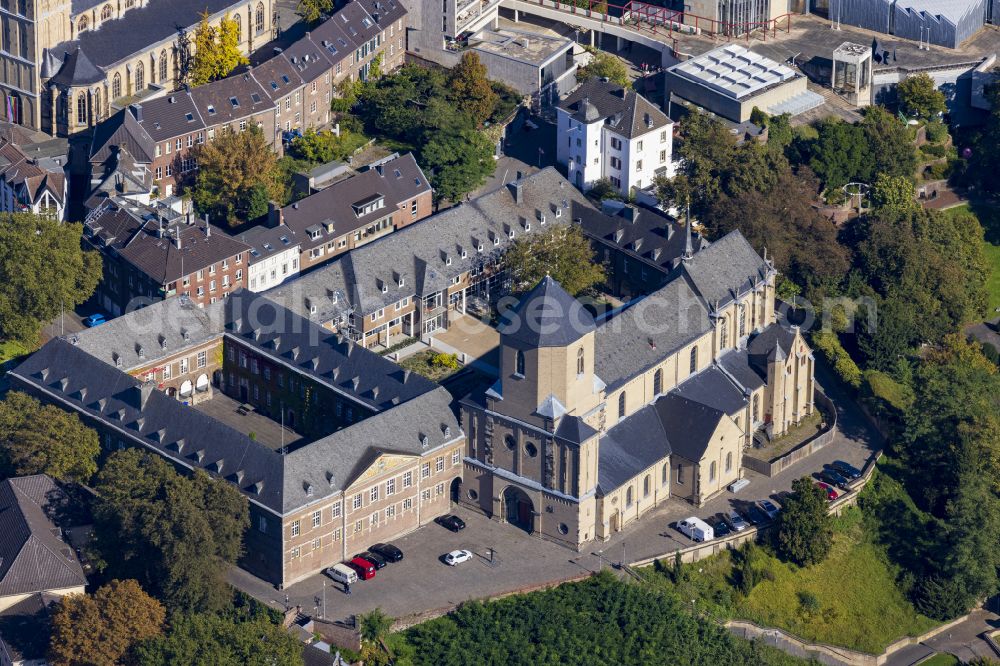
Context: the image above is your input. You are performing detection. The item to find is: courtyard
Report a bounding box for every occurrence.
[192,391,304,452]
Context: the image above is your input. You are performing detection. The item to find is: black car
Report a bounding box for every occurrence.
[745,504,769,525]
[369,543,404,563]
[712,519,732,538]
[831,460,862,480]
[819,468,851,489]
[355,551,387,569]
[435,514,466,532]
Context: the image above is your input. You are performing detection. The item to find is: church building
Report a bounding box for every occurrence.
[458,226,815,549]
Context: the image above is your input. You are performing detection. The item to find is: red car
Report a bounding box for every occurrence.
[815,482,839,501]
[348,557,376,580]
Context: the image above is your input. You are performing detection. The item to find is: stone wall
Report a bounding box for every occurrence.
[743,390,837,477]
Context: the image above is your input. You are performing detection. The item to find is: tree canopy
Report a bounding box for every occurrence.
[191,125,282,225]
[0,212,101,346]
[133,613,302,666]
[504,224,606,297]
[91,450,249,614]
[189,12,248,86]
[48,580,165,666]
[775,477,834,566]
[897,73,946,119]
[0,391,100,483]
[295,0,332,23]
[448,52,499,127]
[577,50,631,88]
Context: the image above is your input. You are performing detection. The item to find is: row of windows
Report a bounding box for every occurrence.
[143,350,208,379]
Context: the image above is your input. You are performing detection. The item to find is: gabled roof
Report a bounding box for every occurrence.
[651,392,727,462]
[553,414,598,445]
[498,276,596,348]
[597,405,669,494]
[0,139,66,207]
[677,230,771,309]
[559,78,671,139]
[672,365,748,415]
[0,476,87,599]
[89,108,155,165]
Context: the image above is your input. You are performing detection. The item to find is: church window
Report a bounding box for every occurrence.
[159,50,168,82]
[124,0,135,7]
[643,475,650,498]
[661,463,668,484]
[112,73,121,99]
[134,61,144,91]
[514,350,525,377]
[653,368,662,395]
[234,13,242,43]
[720,316,728,348]
[726,452,733,473]
[93,88,101,121]
[689,346,698,374]
[101,4,112,20]
[576,347,584,375]
[255,2,265,33]
[618,392,626,418]
[709,461,716,482]
[752,394,760,423]
[77,15,88,32]
[739,304,747,337]
[76,92,86,126]
[625,486,633,507]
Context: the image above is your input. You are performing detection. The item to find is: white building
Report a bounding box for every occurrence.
[0,138,67,220]
[556,79,673,197]
[239,223,302,292]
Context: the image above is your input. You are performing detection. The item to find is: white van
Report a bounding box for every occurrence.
[677,517,714,542]
[326,563,358,585]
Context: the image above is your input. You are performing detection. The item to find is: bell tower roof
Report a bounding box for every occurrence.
[498,276,596,348]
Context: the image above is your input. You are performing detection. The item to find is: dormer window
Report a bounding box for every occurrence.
[493,237,500,246]
[206,104,216,115]
[445,255,452,266]
[351,193,385,217]
[398,277,405,288]
[382,283,388,293]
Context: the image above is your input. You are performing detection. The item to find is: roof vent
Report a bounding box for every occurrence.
[443,425,451,437]
[326,471,335,486]
[254,480,265,494]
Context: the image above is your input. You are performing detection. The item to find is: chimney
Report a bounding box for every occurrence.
[130,103,143,122]
[268,201,284,227]
[174,227,182,249]
[129,381,156,410]
[204,214,211,237]
[509,180,523,205]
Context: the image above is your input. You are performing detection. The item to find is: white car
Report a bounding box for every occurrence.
[444,549,473,566]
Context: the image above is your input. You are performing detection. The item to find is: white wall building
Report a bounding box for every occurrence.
[557,79,673,197]
[239,224,302,292]
[0,138,67,220]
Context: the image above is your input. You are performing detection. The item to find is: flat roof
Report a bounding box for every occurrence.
[470,29,571,65]
[669,44,798,100]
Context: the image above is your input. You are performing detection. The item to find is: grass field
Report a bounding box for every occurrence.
[0,339,27,365]
[642,508,939,654]
[919,654,959,666]
[944,203,1000,315]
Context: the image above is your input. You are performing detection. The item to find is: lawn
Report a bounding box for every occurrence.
[399,350,462,382]
[919,654,959,666]
[0,339,27,365]
[944,203,1000,315]
[641,508,940,654]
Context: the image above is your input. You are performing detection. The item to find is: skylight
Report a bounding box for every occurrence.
[230,97,240,108]
[206,105,216,115]
[251,93,261,104]
[185,113,194,122]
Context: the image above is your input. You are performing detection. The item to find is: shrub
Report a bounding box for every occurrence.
[430,352,460,370]
[921,143,946,158]
[862,370,915,412]
[924,121,948,144]
[811,329,862,389]
[797,590,821,615]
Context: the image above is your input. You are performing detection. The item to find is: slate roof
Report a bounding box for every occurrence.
[0,139,66,207]
[594,273,711,391]
[672,365,748,415]
[89,108,155,166]
[239,223,302,266]
[0,593,53,663]
[83,199,251,285]
[652,392,727,462]
[250,56,304,103]
[66,297,226,371]
[597,405,669,494]
[499,276,596,348]
[716,347,767,392]
[678,230,771,309]
[47,47,105,86]
[267,168,593,321]
[131,92,205,143]
[553,414,598,445]
[559,78,671,139]
[278,153,431,253]
[190,71,274,127]
[0,476,87,599]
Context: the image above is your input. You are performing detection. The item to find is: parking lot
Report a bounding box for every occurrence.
[229,363,882,623]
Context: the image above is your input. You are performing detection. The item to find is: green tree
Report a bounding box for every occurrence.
[0,392,100,483]
[589,177,622,201]
[295,0,332,23]
[0,213,101,346]
[134,613,302,666]
[48,580,165,666]
[92,450,249,614]
[504,224,606,297]
[808,118,871,192]
[189,12,248,86]
[897,73,946,119]
[359,608,394,643]
[448,52,499,127]
[860,106,917,181]
[869,173,917,214]
[577,49,631,88]
[775,477,834,566]
[191,125,282,225]
[421,128,494,205]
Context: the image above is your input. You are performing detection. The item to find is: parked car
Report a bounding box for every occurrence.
[83,314,106,327]
[677,517,714,542]
[758,500,780,520]
[712,519,732,538]
[831,460,862,480]
[369,543,403,563]
[435,514,466,532]
[745,504,769,525]
[444,549,473,566]
[726,510,750,532]
[815,482,839,501]
[325,563,358,585]
[819,468,851,489]
[355,551,387,570]
[347,557,376,580]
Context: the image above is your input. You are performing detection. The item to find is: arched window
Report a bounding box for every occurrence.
[720,316,728,348]
[689,346,698,374]
[255,1,264,33]
[77,15,88,32]
[709,461,716,482]
[76,92,87,126]
[159,50,168,82]
[93,87,101,121]
[677,464,684,485]
[234,13,242,43]
[739,304,747,338]
[752,394,760,423]
[101,4,112,19]
[576,347,584,375]
[112,72,121,99]
[653,368,662,395]
[725,451,733,473]
[661,463,668,485]
[618,392,626,418]
[514,350,525,377]
[625,486,633,507]
[124,0,134,7]
[643,475,650,498]
[134,61,144,91]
